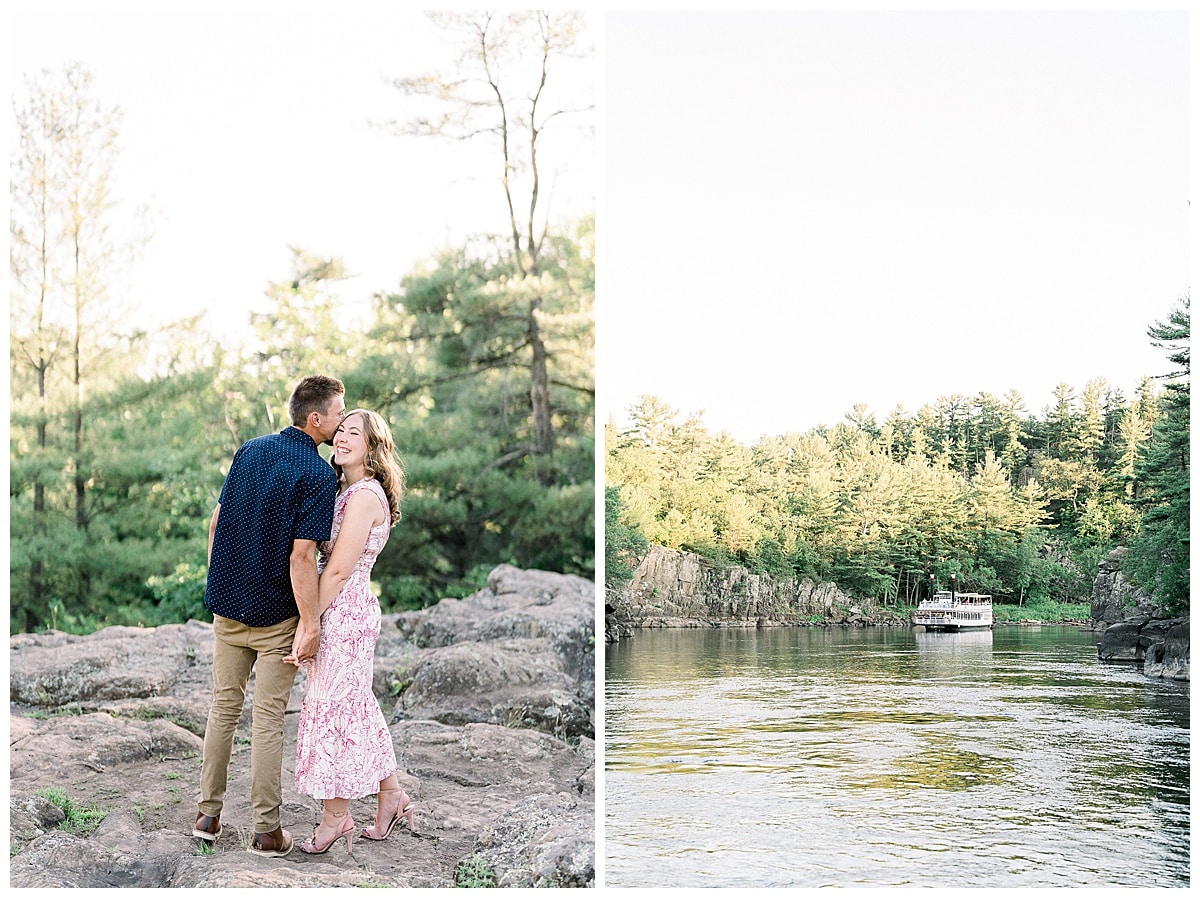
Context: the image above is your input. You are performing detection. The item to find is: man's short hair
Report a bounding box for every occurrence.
[289,375,345,426]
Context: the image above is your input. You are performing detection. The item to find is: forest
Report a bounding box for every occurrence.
[606,299,1189,618]
[9,13,595,635]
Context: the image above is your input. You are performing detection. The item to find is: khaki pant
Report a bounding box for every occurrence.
[198,615,299,834]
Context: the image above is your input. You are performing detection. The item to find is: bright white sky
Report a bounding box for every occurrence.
[599,10,1191,444]
[5,7,1192,447]
[8,2,594,342]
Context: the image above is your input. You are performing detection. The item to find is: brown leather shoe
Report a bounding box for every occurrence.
[193,812,222,842]
[248,826,293,858]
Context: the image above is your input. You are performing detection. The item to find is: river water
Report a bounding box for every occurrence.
[604,626,1190,888]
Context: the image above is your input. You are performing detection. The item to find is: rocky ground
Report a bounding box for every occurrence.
[9,565,596,888]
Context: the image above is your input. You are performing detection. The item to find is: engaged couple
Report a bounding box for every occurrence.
[192,375,415,857]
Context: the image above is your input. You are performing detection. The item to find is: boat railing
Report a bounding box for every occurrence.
[918,591,992,608]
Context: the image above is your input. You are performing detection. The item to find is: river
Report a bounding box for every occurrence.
[604,625,1190,888]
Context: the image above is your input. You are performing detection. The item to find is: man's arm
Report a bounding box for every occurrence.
[288,538,322,663]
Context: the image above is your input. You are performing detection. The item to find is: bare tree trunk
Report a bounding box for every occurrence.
[30,181,52,631]
[529,300,553,481]
[32,363,47,633]
[71,203,92,540]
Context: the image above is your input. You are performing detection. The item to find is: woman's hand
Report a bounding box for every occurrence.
[285,619,321,666]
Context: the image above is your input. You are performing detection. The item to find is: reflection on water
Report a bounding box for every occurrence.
[605,626,1190,888]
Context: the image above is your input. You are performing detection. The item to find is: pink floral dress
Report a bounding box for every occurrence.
[294,478,398,799]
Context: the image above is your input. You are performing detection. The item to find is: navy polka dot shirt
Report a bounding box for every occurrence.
[204,426,338,627]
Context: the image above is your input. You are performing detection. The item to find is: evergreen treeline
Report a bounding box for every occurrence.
[606,300,1189,616]
[9,229,595,635]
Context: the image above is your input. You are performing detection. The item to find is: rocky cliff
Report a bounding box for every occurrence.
[1091,547,1189,682]
[605,545,906,641]
[9,565,595,888]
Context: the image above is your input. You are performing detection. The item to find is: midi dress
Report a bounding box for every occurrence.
[294,477,398,799]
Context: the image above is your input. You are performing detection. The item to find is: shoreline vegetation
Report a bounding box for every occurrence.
[618,605,1095,628]
[604,543,1099,642]
[607,541,1189,681]
[606,301,1189,630]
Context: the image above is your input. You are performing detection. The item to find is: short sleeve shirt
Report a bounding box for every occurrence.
[204,426,338,627]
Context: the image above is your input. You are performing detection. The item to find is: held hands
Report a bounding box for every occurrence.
[284,622,321,667]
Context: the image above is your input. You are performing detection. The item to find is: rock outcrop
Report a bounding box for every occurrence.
[9,565,595,888]
[1096,617,1190,681]
[1091,547,1189,682]
[1090,547,1156,624]
[606,545,905,641]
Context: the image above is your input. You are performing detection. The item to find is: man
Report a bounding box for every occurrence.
[193,375,346,857]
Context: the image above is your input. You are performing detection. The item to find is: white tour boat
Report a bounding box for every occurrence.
[912,590,993,631]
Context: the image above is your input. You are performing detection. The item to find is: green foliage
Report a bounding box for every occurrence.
[609,299,1186,612]
[357,226,594,607]
[145,563,209,625]
[10,28,594,634]
[1126,296,1190,615]
[605,486,648,587]
[10,219,595,632]
[454,854,498,888]
[991,598,1092,623]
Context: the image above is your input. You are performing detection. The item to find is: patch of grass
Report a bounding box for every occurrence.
[195,841,214,857]
[455,854,497,888]
[118,706,200,733]
[25,705,86,720]
[502,707,529,729]
[235,825,255,851]
[385,654,417,698]
[36,787,109,836]
[164,772,181,780]
[992,599,1091,623]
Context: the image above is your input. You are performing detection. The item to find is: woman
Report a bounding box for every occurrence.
[287,408,416,855]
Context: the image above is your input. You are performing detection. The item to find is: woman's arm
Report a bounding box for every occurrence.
[207,503,221,563]
[316,489,384,616]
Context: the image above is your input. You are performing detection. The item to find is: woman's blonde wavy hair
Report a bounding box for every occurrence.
[332,408,405,525]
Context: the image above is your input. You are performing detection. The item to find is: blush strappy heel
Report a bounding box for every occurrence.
[360,787,416,840]
[300,811,355,855]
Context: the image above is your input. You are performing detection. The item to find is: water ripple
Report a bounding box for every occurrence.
[604,626,1190,888]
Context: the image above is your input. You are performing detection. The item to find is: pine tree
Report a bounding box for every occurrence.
[1127,297,1189,613]
[10,62,148,629]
